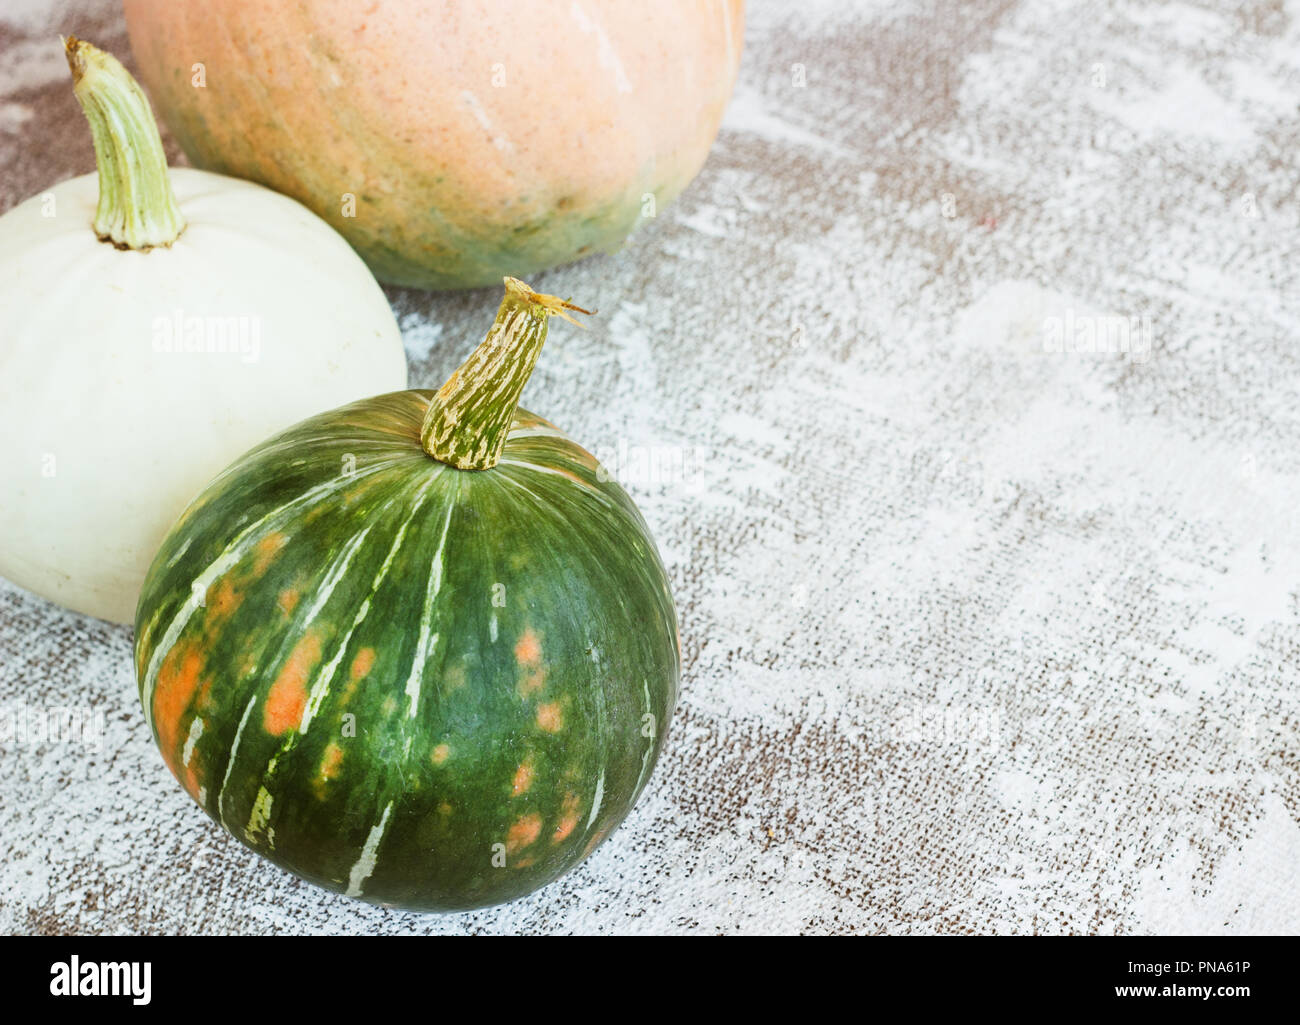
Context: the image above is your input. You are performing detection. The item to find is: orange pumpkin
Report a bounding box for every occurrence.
[124,0,744,290]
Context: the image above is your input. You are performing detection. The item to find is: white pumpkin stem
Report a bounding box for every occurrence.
[421,277,593,470]
[64,35,186,250]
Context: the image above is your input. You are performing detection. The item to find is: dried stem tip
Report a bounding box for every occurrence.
[421,278,594,470]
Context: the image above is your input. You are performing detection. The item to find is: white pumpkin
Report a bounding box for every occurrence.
[0,38,407,624]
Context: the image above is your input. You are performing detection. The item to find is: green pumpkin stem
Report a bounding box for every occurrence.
[64,35,185,250]
[421,277,592,470]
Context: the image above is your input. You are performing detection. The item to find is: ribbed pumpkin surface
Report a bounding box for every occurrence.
[134,391,678,911]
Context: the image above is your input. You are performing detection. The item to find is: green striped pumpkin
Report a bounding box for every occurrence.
[133,280,679,911]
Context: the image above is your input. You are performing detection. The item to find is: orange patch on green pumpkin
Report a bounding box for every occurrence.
[320,741,344,780]
[506,813,543,854]
[153,645,204,764]
[431,743,451,765]
[553,792,581,843]
[263,632,321,735]
[311,741,345,799]
[206,577,242,622]
[253,531,288,574]
[350,647,376,680]
[511,759,535,796]
[514,629,542,667]
[277,588,300,616]
[536,702,564,732]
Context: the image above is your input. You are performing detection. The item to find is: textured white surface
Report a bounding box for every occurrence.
[2,0,1299,934]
